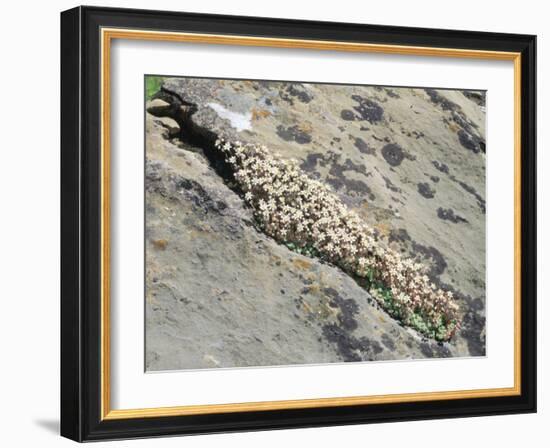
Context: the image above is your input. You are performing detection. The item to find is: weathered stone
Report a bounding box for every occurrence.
[152,115,180,138]
[145,78,487,369]
[146,98,172,116]
[145,115,460,370]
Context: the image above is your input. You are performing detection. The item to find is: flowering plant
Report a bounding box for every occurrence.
[216,139,460,341]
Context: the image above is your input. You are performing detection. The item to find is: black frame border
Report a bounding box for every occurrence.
[61,6,536,442]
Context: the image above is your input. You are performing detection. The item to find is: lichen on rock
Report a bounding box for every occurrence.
[144,76,487,370]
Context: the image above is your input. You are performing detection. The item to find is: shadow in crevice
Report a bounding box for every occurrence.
[150,88,238,189]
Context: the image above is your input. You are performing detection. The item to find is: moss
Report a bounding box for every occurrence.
[145,76,164,101]
[286,242,321,258]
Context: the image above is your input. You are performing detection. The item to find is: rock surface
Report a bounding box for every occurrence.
[145,78,486,371]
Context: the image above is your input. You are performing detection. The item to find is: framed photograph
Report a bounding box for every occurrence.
[60,6,536,441]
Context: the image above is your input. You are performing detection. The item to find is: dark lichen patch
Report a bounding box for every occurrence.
[287,84,312,103]
[403,150,417,161]
[383,175,401,193]
[389,228,411,244]
[362,338,384,356]
[300,151,340,171]
[385,88,400,99]
[449,175,486,213]
[417,182,436,199]
[411,242,448,278]
[322,325,361,362]
[381,333,396,350]
[470,297,484,311]
[279,83,312,105]
[457,180,486,213]
[215,200,228,211]
[351,95,384,123]
[462,90,486,107]
[276,124,312,144]
[324,288,359,331]
[161,176,231,217]
[327,177,374,199]
[460,309,486,356]
[435,156,486,213]
[321,156,375,199]
[299,153,323,173]
[389,228,447,279]
[319,287,385,361]
[432,160,449,174]
[340,109,355,121]
[425,88,459,112]
[444,111,486,154]
[322,324,384,362]
[451,111,479,131]
[334,158,368,176]
[145,160,163,185]
[353,136,376,155]
[436,344,452,357]
[177,178,211,204]
[457,129,485,154]
[381,143,405,167]
[430,175,440,183]
[419,342,452,358]
[391,196,405,206]
[437,207,469,224]
[419,343,433,357]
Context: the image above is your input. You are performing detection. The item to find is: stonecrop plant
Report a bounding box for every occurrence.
[215,139,460,341]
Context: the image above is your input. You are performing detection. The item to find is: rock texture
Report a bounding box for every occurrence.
[145,78,486,371]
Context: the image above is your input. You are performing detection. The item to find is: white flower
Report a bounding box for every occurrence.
[214,137,459,341]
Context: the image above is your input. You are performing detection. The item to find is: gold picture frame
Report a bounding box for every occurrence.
[61,6,536,441]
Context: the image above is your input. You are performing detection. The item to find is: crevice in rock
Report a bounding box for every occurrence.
[149,88,239,191]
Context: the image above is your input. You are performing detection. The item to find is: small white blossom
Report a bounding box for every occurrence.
[214,138,459,341]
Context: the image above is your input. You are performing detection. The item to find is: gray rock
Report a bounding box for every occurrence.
[145,78,487,369]
[152,116,180,139]
[145,116,458,370]
[147,98,172,116]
